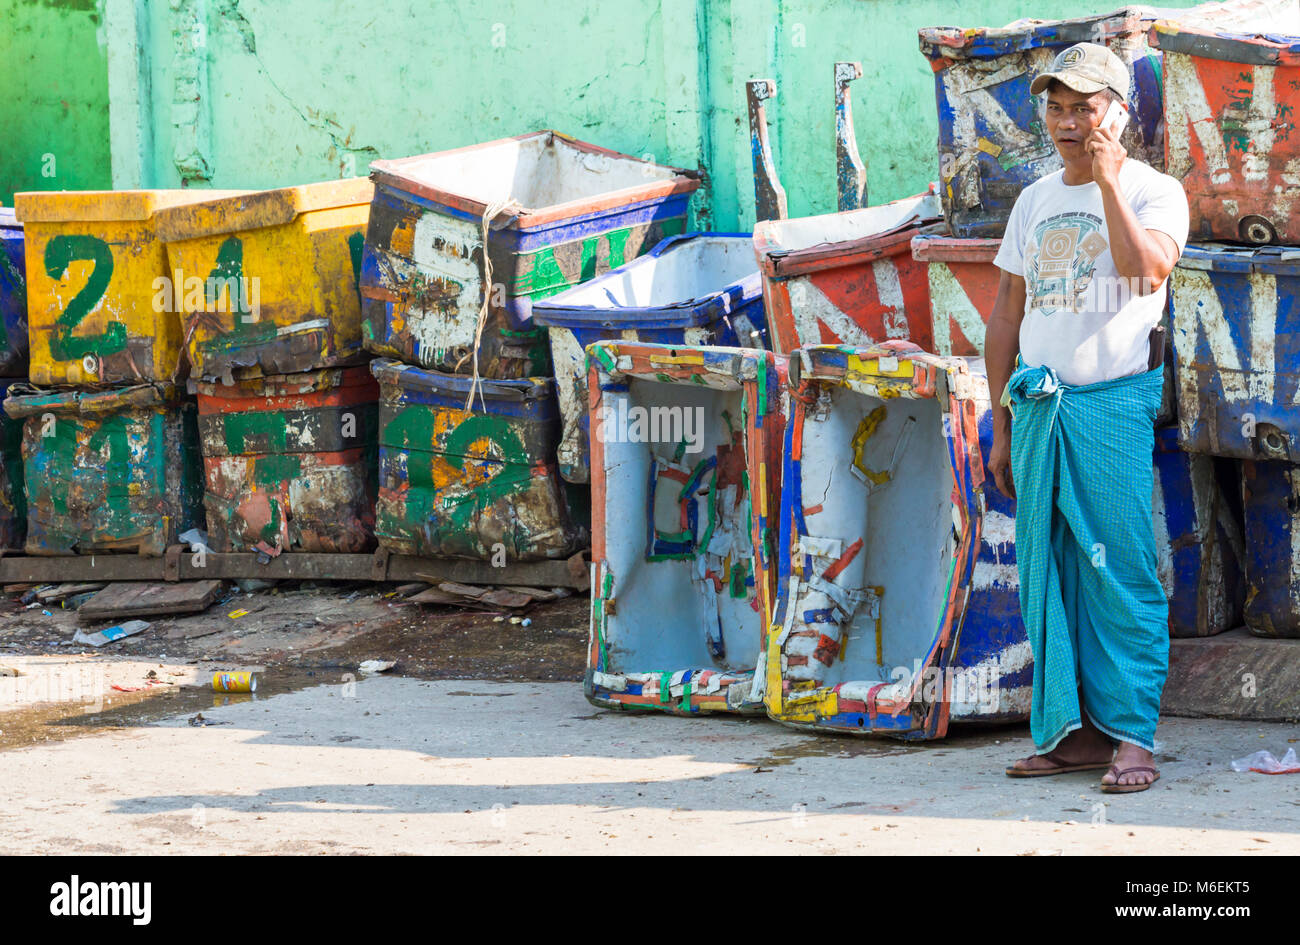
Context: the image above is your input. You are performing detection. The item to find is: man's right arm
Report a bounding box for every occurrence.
[986,269,1027,500]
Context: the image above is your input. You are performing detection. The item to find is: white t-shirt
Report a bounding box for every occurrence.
[992,160,1189,387]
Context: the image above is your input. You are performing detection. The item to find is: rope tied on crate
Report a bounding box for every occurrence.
[464,195,524,411]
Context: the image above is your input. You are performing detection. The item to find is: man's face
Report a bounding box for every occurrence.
[1044,84,1112,161]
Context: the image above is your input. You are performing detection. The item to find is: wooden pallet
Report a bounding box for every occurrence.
[0,547,590,590]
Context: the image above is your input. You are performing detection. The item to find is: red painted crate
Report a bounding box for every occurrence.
[752,193,942,355]
[910,234,1002,356]
[1152,21,1300,244]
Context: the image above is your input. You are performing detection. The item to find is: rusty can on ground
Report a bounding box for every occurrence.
[1151,21,1300,245]
[370,358,586,561]
[532,233,766,485]
[918,1,1291,238]
[13,189,246,386]
[1241,459,1300,638]
[0,209,28,377]
[2,383,205,556]
[753,192,942,355]
[585,342,786,716]
[0,379,26,550]
[1170,243,1300,461]
[211,670,257,693]
[359,131,700,379]
[155,179,373,381]
[194,365,379,554]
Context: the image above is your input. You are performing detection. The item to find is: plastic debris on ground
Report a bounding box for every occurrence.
[1230,748,1300,774]
[71,620,151,648]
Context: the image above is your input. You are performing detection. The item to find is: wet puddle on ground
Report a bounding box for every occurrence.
[0,668,331,752]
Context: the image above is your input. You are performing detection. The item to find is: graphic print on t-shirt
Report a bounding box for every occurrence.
[1024,211,1108,316]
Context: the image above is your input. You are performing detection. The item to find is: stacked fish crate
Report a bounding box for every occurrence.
[153,179,378,554]
[1151,20,1300,637]
[5,191,222,556]
[357,131,700,563]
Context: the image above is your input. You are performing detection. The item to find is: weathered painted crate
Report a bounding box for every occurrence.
[371,359,586,561]
[753,193,942,355]
[533,233,765,485]
[1154,426,1246,636]
[761,343,1013,738]
[918,1,1295,238]
[910,234,1001,356]
[2,384,204,556]
[586,342,785,715]
[1170,243,1300,461]
[156,178,373,381]
[1241,459,1300,637]
[0,209,28,377]
[194,365,379,554]
[0,379,26,549]
[1152,22,1300,244]
[13,189,245,386]
[360,131,700,379]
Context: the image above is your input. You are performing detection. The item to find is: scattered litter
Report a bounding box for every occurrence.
[509,616,523,625]
[394,582,430,597]
[1231,748,1300,774]
[211,671,257,693]
[252,540,282,559]
[187,713,229,727]
[36,582,106,604]
[71,620,151,648]
[521,618,532,627]
[40,610,51,617]
[493,616,505,623]
[179,527,211,554]
[228,609,250,619]
[235,578,278,594]
[358,660,396,675]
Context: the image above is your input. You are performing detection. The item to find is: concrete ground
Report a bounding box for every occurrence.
[1,668,1297,855]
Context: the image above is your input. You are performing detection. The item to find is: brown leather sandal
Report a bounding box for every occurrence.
[1005,749,1113,778]
[1100,765,1160,793]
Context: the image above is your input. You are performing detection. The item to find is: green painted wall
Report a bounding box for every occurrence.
[10,0,1209,226]
[0,0,113,206]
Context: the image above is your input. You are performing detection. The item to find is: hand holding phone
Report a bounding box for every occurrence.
[1101,100,1129,136]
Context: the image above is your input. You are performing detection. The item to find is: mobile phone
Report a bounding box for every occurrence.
[1102,100,1129,135]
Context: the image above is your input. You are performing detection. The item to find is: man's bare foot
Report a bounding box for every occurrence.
[1006,725,1113,774]
[1101,741,1158,789]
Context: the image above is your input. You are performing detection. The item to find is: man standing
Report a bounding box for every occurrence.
[985,43,1189,793]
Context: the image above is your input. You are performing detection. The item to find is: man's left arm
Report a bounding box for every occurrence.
[1087,123,1183,295]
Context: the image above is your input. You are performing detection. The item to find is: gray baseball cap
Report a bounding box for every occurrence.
[1030,42,1131,100]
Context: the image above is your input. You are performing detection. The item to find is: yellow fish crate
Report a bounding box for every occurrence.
[14,189,243,387]
[155,178,373,381]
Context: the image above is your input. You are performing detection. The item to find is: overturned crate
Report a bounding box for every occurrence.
[370,359,586,561]
[194,365,379,553]
[3,384,204,556]
[13,189,243,386]
[1152,21,1300,244]
[1170,243,1300,461]
[585,342,785,715]
[0,208,28,377]
[532,232,765,485]
[156,178,374,381]
[762,343,1020,738]
[360,131,700,378]
[753,193,942,355]
[1241,460,1300,637]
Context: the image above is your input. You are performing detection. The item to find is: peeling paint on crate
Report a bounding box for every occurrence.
[3,384,204,556]
[753,193,942,355]
[1153,23,1300,244]
[1170,244,1300,461]
[12,189,247,386]
[585,342,785,716]
[370,359,586,561]
[0,380,26,550]
[156,178,373,380]
[910,234,1001,356]
[0,209,29,377]
[194,366,378,553]
[761,343,1011,738]
[1241,459,1300,638]
[533,233,766,484]
[359,132,699,379]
